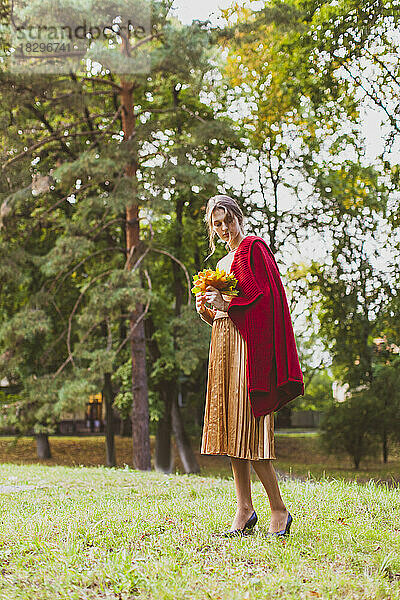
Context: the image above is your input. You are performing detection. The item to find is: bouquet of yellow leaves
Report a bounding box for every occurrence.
[191,267,239,297]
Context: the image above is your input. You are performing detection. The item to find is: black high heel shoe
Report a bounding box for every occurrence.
[267,512,292,537]
[220,510,258,538]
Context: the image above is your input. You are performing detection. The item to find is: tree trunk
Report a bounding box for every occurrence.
[118,318,132,438]
[382,430,388,464]
[120,416,132,437]
[35,433,51,459]
[103,374,116,467]
[120,78,151,471]
[155,387,174,473]
[382,394,389,464]
[130,314,151,470]
[353,441,361,470]
[171,391,200,474]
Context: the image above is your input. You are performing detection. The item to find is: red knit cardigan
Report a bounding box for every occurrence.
[227,235,304,417]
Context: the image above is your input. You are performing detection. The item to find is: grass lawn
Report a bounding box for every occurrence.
[0,433,399,485]
[0,463,399,599]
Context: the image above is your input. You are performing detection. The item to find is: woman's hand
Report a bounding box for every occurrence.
[195,292,208,314]
[205,286,227,311]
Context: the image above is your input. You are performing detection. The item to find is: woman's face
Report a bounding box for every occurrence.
[211,208,241,244]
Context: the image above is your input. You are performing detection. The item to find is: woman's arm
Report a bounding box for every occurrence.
[199,306,217,326]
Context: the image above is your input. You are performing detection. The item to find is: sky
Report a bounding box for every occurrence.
[171,0,236,25]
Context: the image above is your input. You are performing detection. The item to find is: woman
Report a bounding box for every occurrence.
[195,195,304,537]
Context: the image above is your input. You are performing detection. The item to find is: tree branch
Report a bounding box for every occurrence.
[150,247,192,306]
[26,104,75,159]
[88,106,122,150]
[80,76,122,91]
[49,246,125,297]
[114,268,152,356]
[39,183,92,218]
[340,62,400,134]
[2,128,119,169]
[180,105,208,123]
[363,47,400,89]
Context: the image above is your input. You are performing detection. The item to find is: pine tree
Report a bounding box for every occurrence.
[1,1,240,468]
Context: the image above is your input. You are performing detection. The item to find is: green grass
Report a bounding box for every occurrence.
[0,463,399,600]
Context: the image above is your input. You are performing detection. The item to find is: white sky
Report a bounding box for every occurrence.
[171,0,236,25]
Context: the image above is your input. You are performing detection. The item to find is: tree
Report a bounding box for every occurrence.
[216,0,362,254]
[300,215,399,461]
[369,341,400,463]
[294,368,333,412]
[320,391,378,469]
[1,1,237,468]
[299,0,400,159]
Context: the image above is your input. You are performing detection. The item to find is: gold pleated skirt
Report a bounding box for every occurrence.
[201,315,276,460]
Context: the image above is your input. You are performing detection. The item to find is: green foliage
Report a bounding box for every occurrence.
[0,373,70,435]
[0,390,22,432]
[295,369,333,411]
[37,236,96,277]
[1,0,398,458]
[370,351,400,451]
[0,0,239,445]
[0,308,50,349]
[112,360,132,421]
[112,359,163,425]
[56,376,98,414]
[171,305,211,376]
[320,392,379,469]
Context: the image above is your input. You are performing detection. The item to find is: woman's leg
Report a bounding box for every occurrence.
[250,459,289,533]
[229,457,255,530]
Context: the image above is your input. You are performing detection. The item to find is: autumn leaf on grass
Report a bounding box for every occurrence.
[191,267,238,296]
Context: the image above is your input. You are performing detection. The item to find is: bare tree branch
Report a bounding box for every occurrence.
[54,320,99,377]
[150,247,192,306]
[363,47,400,88]
[340,62,400,134]
[180,105,208,124]
[45,90,115,105]
[26,104,76,159]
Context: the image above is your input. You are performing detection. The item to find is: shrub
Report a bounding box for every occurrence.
[319,391,379,469]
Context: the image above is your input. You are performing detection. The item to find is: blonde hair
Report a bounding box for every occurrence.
[204,195,245,261]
